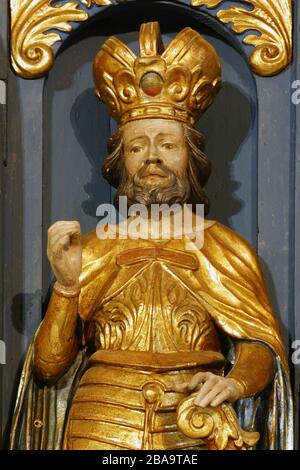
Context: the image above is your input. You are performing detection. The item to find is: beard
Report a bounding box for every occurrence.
[114,161,191,209]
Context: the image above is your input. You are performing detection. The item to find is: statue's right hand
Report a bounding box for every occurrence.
[47,221,82,287]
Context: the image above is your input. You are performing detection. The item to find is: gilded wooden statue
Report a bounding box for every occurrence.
[10,22,293,450]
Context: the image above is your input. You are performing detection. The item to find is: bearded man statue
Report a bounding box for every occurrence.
[10,22,293,451]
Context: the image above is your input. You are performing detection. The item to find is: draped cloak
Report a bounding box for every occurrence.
[9,221,294,450]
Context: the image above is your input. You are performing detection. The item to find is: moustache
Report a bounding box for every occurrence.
[134,162,176,185]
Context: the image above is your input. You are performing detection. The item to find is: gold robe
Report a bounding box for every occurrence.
[10,220,293,450]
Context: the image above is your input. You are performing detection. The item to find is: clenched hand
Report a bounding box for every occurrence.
[47,220,82,288]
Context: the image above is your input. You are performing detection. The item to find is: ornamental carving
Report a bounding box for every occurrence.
[192,0,292,76]
[10,0,292,78]
[10,0,111,78]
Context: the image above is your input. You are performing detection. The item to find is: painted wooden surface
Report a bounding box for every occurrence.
[0,0,7,80]
[293,0,300,444]
[0,0,299,449]
[0,0,7,448]
[0,78,5,448]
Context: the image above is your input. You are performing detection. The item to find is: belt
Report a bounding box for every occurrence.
[89,349,225,371]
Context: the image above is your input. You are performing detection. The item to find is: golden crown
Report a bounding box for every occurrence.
[93,22,222,126]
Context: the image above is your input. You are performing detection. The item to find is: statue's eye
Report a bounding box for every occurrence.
[130,145,143,154]
[162,142,176,150]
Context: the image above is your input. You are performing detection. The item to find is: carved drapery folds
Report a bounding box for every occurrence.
[10,0,292,78]
[192,0,292,76]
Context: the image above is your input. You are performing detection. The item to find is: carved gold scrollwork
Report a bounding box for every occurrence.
[10,0,111,79]
[177,393,260,450]
[11,1,292,78]
[192,0,292,76]
[81,0,112,6]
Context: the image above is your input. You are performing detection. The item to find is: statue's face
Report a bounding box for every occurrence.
[114,118,191,208]
[122,118,189,186]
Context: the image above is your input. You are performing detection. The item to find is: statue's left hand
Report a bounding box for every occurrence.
[174,372,242,408]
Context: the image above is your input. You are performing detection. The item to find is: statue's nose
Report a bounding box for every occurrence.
[145,157,162,165]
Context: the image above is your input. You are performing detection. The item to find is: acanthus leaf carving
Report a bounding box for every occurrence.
[10,0,111,79]
[191,0,292,76]
[10,0,293,78]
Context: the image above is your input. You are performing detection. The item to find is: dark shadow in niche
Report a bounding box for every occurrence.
[70,88,111,217]
[199,82,254,226]
[258,257,295,388]
[1,43,26,448]
[11,291,43,337]
[258,259,280,321]
[7,290,44,448]
[58,0,242,58]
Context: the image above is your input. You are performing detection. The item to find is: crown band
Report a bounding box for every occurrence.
[119,103,195,126]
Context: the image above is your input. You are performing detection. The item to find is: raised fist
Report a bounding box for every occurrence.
[47,221,82,288]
